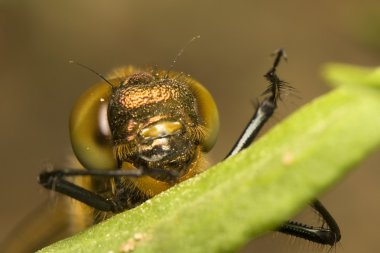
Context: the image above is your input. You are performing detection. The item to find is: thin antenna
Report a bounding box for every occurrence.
[69,60,114,87]
[165,35,201,78]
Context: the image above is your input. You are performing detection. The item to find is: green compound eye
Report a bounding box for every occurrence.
[187,76,219,152]
[69,81,116,170]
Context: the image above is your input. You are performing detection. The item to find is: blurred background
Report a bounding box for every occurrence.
[0,1,379,252]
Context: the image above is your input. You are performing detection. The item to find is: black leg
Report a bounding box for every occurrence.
[224,49,341,245]
[279,200,341,246]
[225,49,288,158]
[38,167,179,212]
[38,169,140,212]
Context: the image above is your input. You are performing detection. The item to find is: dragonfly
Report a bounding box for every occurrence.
[0,48,340,253]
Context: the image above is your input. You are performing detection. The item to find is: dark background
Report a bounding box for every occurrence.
[0,1,379,252]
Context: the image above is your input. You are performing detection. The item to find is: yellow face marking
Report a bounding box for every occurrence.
[140,121,182,139]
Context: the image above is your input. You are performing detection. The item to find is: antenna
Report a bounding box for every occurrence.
[165,35,201,78]
[69,60,114,87]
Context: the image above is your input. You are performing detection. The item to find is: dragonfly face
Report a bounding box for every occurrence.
[69,66,219,196]
[109,71,205,181]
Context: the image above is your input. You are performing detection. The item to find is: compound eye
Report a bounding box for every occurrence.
[70,82,117,170]
[188,79,219,152]
[140,121,182,140]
